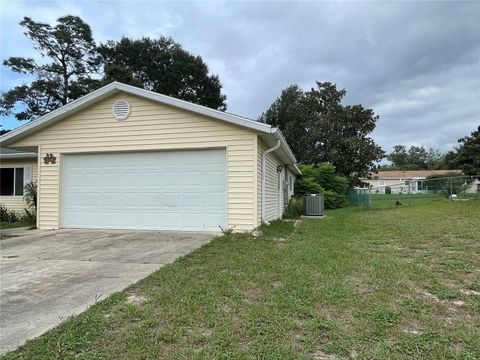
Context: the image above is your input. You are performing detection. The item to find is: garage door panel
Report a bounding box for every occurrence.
[164,172,182,185]
[103,193,123,206]
[62,149,226,231]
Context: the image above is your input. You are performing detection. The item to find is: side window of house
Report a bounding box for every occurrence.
[0,167,24,196]
[289,176,293,191]
[379,180,385,186]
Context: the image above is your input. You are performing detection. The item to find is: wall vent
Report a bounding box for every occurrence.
[112,99,131,120]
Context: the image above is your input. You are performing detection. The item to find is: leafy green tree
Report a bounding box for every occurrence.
[1,16,100,121]
[295,163,349,208]
[447,126,480,175]
[386,145,408,167]
[425,147,446,169]
[386,145,446,170]
[98,37,227,110]
[260,82,384,185]
[407,146,429,168]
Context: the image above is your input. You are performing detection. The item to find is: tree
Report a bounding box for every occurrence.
[260,82,384,184]
[258,85,308,162]
[425,147,445,169]
[386,145,446,170]
[98,37,227,110]
[447,126,480,175]
[386,145,408,167]
[407,146,429,168]
[1,16,100,121]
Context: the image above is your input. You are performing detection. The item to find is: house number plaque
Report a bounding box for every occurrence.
[43,153,56,164]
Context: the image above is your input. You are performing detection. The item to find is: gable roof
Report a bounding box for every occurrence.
[0,82,300,174]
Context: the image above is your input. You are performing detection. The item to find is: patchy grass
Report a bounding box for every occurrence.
[2,199,480,359]
[0,221,35,240]
[0,221,32,230]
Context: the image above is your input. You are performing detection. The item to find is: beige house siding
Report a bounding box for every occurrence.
[0,158,38,212]
[466,179,480,194]
[12,92,258,231]
[257,139,285,225]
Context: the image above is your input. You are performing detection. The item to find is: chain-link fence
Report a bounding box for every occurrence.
[350,175,480,209]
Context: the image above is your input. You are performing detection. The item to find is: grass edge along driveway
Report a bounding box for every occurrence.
[2,199,479,359]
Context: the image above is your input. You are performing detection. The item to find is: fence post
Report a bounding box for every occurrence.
[449,178,453,201]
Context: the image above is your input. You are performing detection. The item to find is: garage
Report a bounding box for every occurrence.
[61,149,226,231]
[1,82,300,231]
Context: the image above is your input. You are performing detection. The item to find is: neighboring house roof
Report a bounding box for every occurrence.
[0,82,301,175]
[0,147,37,159]
[366,170,462,179]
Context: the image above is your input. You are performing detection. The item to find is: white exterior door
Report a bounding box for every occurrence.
[61,149,226,231]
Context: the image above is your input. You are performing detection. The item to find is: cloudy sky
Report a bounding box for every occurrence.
[1,0,479,157]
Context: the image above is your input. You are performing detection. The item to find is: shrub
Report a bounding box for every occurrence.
[283,197,303,219]
[385,186,392,194]
[0,204,21,223]
[0,204,9,222]
[23,208,37,228]
[323,190,348,209]
[295,163,349,195]
[424,172,469,196]
[295,163,349,209]
[23,181,37,213]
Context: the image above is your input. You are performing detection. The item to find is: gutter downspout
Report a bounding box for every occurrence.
[261,139,281,225]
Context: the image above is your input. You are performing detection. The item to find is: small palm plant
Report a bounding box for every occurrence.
[23,181,37,214]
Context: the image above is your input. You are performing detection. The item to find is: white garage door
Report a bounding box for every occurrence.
[62,149,226,231]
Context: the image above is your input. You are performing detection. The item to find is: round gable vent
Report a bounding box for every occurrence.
[112,99,131,120]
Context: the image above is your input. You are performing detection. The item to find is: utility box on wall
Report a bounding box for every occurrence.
[303,194,325,217]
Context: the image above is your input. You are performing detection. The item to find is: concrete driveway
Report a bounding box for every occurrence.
[0,229,215,354]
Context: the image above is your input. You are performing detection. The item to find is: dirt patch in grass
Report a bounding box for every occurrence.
[460,289,480,296]
[244,285,262,303]
[309,349,338,359]
[126,292,147,306]
[346,274,373,295]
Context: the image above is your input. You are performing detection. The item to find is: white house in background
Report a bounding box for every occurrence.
[466,178,480,194]
[0,82,300,232]
[361,170,462,194]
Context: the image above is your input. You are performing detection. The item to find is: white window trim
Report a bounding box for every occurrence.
[378,180,385,186]
[0,165,30,198]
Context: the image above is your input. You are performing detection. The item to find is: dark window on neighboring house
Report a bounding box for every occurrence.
[0,167,24,196]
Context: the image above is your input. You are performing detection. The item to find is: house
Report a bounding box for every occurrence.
[0,82,300,232]
[362,170,462,194]
[465,178,480,195]
[0,148,38,212]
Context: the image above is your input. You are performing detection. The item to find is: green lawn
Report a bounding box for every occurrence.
[0,221,33,230]
[0,221,34,240]
[3,200,480,359]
